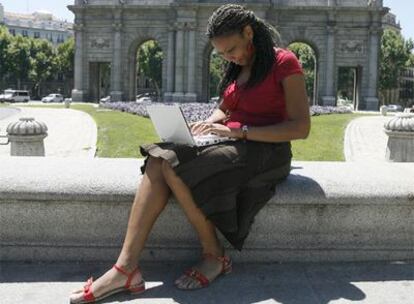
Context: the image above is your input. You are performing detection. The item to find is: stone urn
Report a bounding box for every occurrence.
[6,117,48,156]
[64,98,71,108]
[383,113,414,162]
[380,105,388,116]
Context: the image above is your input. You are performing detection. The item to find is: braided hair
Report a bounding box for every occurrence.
[206,4,281,97]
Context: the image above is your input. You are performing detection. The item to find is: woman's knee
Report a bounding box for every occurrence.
[161,159,176,180]
[145,156,164,180]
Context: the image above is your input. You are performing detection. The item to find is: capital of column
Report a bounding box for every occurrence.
[112,22,123,32]
[174,21,197,31]
[369,26,382,36]
[73,23,84,32]
[326,25,337,35]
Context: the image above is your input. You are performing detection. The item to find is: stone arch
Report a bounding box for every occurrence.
[200,41,215,103]
[286,38,320,105]
[124,31,168,101]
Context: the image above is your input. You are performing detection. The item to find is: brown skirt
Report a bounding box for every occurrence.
[139,140,292,250]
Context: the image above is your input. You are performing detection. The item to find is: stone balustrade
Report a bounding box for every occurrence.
[0,157,413,263]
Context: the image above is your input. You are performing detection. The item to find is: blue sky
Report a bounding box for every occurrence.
[1,0,413,40]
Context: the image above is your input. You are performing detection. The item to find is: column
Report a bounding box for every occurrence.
[364,26,381,110]
[110,18,123,102]
[164,28,175,102]
[185,24,197,102]
[71,22,86,101]
[321,24,336,106]
[172,22,185,102]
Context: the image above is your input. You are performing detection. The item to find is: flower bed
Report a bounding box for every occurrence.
[99,101,353,122]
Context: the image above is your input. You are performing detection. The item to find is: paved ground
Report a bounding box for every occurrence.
[0,260,413,304]
[0,102,97,157]
[344,113,395,162]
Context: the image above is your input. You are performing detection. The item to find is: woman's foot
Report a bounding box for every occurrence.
[69,264,144,304]
[174,250,232,290]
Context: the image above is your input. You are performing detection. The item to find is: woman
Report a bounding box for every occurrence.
[70,4,310,303]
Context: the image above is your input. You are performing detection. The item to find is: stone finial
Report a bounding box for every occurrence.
[6,117,48,156]
[7,117,48,135]
[384,113,414,133]
[383,113,414,162]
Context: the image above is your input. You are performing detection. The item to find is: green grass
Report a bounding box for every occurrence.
[14,103,370,160]
[291,113,368,161]
[0,102,10,107]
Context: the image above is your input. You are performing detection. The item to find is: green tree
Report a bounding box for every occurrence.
[7,34,31,89]
[288,43,316,103]
[137,40,163,96]
[0,26,12,87]
[379,29,413,92]
[28,38,57,98]
[209,50,225,98]
[56,37,74,79]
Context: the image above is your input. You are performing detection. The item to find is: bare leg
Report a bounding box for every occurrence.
[70,156,171,302]
[161,160,227,289]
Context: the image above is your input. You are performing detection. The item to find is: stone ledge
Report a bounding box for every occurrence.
[0,156,413,262]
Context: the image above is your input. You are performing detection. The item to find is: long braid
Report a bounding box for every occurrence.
[206,4,281,97]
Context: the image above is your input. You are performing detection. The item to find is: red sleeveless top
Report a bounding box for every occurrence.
[222,48,303,128]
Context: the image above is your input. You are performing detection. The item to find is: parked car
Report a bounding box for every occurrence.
[136,92,154,103]
[100,95,111,102]
[0,89,30,102]
[386,104,403,112]
[42,93,64,103]
[209,96,220,103]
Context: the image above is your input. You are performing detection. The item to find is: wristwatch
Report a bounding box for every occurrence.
[241,125,249,140]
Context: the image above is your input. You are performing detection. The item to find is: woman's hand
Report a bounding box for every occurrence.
[190,121,241,138]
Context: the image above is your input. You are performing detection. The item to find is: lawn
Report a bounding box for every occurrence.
[291,113,367,161]
[15,103,368,160]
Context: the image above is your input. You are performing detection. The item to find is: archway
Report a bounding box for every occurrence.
[287,42,318,105]
[208,48,226,102]
[337,66,361,110]
[89,62,111,102]
[135,40,163,102]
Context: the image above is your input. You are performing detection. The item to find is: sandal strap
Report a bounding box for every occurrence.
[184,268,210,287]
[113,264,141,289]
[82,277,96,302]
[203,253,232,273]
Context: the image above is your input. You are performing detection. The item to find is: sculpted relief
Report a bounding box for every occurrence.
[90,37,110,49]
[340,40,364,55]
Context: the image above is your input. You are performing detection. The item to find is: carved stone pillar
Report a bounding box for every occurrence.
[110,16,123,102]
[364,26,381,111]
[71,22,87,101]
[172,22,185,102]
[164,27,175,102]
[185,22,197,103]
[321,22,336,106]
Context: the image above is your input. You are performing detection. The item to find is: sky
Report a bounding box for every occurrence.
[1,0,413,41]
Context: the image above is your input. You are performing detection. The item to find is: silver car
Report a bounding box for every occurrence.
[42,93,64,103]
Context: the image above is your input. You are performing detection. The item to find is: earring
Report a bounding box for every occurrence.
[247,40,254,55]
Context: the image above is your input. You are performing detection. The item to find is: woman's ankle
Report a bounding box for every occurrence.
[201,242,224,257]
[115,257,139,272]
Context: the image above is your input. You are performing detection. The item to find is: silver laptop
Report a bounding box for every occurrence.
[146,104,236,147]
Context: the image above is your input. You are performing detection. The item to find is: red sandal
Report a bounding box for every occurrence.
[70,264,146,304]
[176,253,232,290]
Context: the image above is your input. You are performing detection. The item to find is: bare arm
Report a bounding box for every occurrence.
[239,74,311,142]
[204,104,227,124]
[206,74,311,142]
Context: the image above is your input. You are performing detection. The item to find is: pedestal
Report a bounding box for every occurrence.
[110,91,123,102]
[71,89,87,102]
[364,97,379,111]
